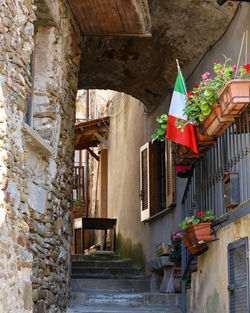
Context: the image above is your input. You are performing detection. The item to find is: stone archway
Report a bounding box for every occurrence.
[78,0,238,109]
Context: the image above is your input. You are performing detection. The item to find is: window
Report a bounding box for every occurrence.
[228,237,250,313]
[24,52,35,126]
[24,4,58,144]
[140,139,175,221]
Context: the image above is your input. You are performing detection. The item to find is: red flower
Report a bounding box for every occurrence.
[187,91,192,97]
[243,64,250,73]
[195,85,199,89]
[188,97,193,101]
[198,212,204,217]
[194,93,199,97]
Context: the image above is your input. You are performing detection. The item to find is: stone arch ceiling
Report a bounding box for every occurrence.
[78,0,238,109]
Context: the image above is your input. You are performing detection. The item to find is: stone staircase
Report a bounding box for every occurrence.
[68,251,181,313]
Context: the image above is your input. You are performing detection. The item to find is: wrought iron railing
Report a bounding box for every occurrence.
[183,106,249,219]
[73,166,85,200]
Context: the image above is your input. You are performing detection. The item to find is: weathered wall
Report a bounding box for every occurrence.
[106,91,181,267]
[182,4,250,313]
[78,0,238,109]
[187,212,250,313]
[101,2,250,275]
[0,0,81,312]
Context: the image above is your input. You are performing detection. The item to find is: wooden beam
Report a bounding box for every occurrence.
[75,135,82,148]
[75,125,108,136]
[94,132,110,148]
[87,148,100,162]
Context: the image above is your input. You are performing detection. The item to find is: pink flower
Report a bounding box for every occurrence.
[215,60,219,64]
[202,72,210,80]
[205,79,212,83]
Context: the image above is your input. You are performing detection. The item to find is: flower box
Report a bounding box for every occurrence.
[175,126,216,165]
[218,79,250,118]
[195,125,215,146]
[181,234,206,255]
[182,222,215,254]
[202,103,234,137]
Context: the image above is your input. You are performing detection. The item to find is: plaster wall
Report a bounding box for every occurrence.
[106,91,182,266]
[184,3,250,90]
[187,212,250,313]
[0,1,81,312]
[181,4,250,312]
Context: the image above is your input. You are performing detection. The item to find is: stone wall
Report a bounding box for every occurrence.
[0,0,81,312]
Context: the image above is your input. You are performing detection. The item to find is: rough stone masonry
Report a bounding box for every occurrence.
[0,0,81,312]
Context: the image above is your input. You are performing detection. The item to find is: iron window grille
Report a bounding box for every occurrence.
[228,237,250,313]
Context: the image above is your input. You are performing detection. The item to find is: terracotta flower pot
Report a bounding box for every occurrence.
[173,267,182,293]
[181,235,206,255]
[218,79,250,118]
[202,103,233,137]
[181,222,215,255]
[194,125,215,146]
[175,145,197,165]
[186,223,212,239]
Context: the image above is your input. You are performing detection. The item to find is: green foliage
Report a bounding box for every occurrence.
[179,210,215,231]
[151,114,168,141]
[175,56,250,131]
[169,238,182,267]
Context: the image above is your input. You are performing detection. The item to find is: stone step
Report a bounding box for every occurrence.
[71,273,146,280]
[71,279,151,293]
[67,304,181,313]
[72,259,133,268]
[72,252,120,261]
[71,266,142,276]
[71,292,181,307]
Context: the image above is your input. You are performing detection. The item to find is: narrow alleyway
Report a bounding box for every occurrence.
[67,251,181,313]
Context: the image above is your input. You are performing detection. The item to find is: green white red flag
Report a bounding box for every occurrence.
[166,69,198,154]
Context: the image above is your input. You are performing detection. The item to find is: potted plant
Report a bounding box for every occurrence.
[169,237,182,293]
[175,56,250,137]
[176,164,192,178]
[179,210,216,254]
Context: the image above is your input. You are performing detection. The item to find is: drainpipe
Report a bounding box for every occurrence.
[181,201,186,313]
[85,90,89,217]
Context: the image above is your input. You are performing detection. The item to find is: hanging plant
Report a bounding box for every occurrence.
[151,114,168,141]
[175,56,250,132]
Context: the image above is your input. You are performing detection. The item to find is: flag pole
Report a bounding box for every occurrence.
[235,31,245,79]
[246,30,248,65]
[176,59,188,96]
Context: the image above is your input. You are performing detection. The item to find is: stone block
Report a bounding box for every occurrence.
[23,281,33,310]
[28,182,47,214]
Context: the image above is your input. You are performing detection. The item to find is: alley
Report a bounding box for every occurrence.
[67,251,181,313]
[0,0,249,313]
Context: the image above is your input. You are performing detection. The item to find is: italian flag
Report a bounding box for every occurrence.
[166,70,198,154]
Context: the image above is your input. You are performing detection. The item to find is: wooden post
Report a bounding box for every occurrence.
[81,217,85,254]
[74,227,77,254]
[104,229,107,250]
[113,224,116,252]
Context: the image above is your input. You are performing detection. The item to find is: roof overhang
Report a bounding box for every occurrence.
[68,0,151,36]
[75,117,110,150]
